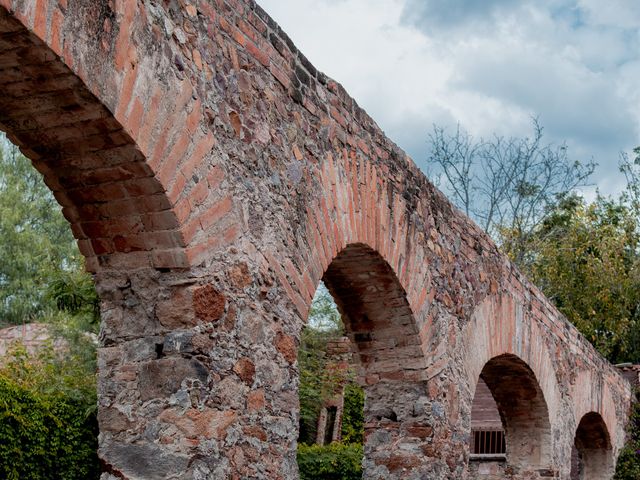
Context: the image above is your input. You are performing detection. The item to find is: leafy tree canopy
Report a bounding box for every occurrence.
[503,193,640,362]
[0,136,94,327]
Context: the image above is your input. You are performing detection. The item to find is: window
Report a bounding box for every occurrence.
[471,427,506,456]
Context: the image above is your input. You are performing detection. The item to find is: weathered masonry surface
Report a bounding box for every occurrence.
[0,0,632,478]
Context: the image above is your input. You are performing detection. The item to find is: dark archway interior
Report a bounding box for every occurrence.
[323,243,425,386]
[319,243,434,474]
[479,354,552,471]
[570,412,613,480]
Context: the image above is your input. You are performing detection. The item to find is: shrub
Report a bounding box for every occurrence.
[297,443,363,480]
[0,335,99,480]
[0,375,100,480]
[341,384,364,444]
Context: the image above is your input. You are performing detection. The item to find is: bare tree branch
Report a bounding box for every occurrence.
[425,119,596,263]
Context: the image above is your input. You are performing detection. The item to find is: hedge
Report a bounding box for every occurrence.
[297,442,363,480]
[0,375,100,480]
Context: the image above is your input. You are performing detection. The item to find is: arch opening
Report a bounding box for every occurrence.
[0,6,185,272]
[297,284,362,449]
[299,243,430,477]
[0,132,101,477]
[470,354,552,477]
[0,6,187,478]
[570,412,614,480]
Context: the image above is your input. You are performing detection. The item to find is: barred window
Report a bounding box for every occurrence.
[471,428,506,455]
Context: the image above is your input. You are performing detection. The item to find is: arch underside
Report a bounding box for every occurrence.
[571,412,614,480]
[0,6,184,272]
[480,354,552,474]
[321,243,434,476]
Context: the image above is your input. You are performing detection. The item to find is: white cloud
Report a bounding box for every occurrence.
[257,0,640,195]
[578,0,640,29]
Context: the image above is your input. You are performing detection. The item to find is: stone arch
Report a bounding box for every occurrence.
[308,242,432,477]
[478,354,552,471]
[323,243,427,385]
[0,3,236,477]
[463,295,560,475]
[569,369,622,479]
[0,2,186,271]
[283,150,439,336]
[0,0,237,272]
[570,412,614,480]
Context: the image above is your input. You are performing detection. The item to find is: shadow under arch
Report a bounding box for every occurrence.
[570,412,614,480]
[0,5,187,272]
[317,242,432,477]
[472,353,553,477]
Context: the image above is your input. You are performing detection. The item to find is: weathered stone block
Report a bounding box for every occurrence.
[138,357,208,401]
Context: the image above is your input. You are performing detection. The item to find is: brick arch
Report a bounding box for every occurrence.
[279,150,439,337]
[300,242,432,476]
[479,354,552,471]
[322,243,426,386]
[0,0,230,271]
[570,412,614,480]
[570,370,622,462]
[462,294,561,474]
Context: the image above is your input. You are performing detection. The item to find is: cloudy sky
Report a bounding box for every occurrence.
[259,0,640,196]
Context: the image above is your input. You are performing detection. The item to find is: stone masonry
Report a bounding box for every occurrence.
[0,0,633,478]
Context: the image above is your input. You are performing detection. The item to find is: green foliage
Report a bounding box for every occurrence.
[341,383,364,444]
[299,285,348,444]
[503,193,640,362]
[298,286,364,477]
[0,341,99,479]
[46,269,100,325]
[614,391,640,479]
[297,443,363,480]
[0,136,91,327]
[0,134,100,477]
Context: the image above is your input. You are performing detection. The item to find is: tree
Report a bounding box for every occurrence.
[297,286,365,479]
[426,119,595,265]
[620,147,640,217]
[615,389,640,480]
[0,136,87,327]
[504,193,640,362]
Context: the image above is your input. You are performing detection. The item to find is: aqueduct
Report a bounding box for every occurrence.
[0,0,633,478]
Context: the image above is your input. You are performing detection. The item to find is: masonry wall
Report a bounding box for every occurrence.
[0,0,632,479]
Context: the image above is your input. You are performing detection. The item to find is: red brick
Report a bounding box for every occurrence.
[151,248,189,269]
[137,85,163,153]
[115,65,138,121]
[158,130,191,187]
[268,62,290,90]
[114,0,136,70]
[141,211,180,231]
[181,131,215,182]
[198,196,232,231]
[126,97,144,138]
[32,0,47,40]
[124,177,165,197]
[245,40,269,67]
[190,180,208,207]
[168,173,187,204]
